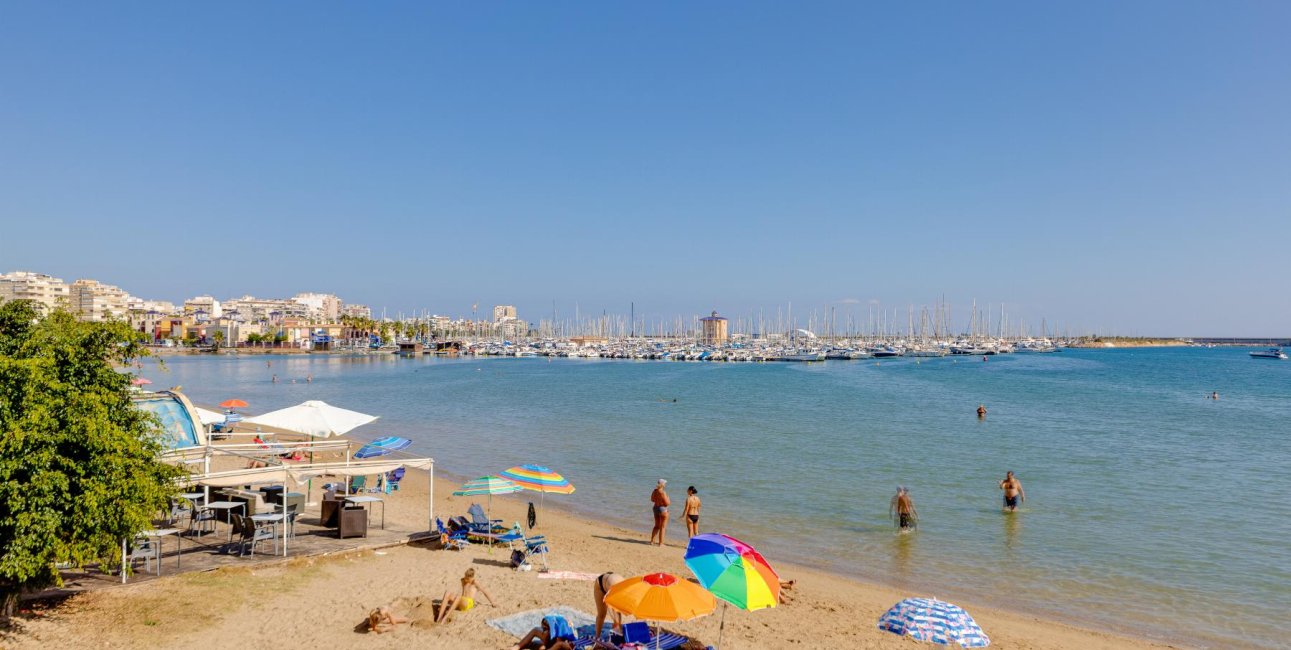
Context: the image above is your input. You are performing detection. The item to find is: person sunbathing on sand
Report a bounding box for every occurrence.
[435,568,496,623]
[366,606,407,634]
[778,579,797,604]
[512,615,576,650]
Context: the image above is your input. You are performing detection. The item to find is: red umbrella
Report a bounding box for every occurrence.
[220,399,249,409]
[131,378,152,386]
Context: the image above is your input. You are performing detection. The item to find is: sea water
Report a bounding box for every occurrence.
[155,348,1291,648]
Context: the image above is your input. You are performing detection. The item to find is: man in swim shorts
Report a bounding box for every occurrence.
[999,471,1025,512]
[890,487,917,531]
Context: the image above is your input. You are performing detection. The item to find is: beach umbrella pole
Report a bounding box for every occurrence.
[716,601,727,650]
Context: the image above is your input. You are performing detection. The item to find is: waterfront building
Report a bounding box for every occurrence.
[341,303,371,319]
[293,292,341,322]
[183,295,222,320]
[0,270,70,313]
[222,295,306,323]
[701,310,729,344]
[493,305,517,322]
[68,279,132,321]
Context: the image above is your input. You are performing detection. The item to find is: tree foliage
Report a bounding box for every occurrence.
[0,300,184,615]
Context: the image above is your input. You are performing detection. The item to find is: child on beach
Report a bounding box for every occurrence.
[435,568,496,623]
[365,606,408,634]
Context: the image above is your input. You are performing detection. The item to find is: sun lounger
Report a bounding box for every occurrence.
[467,503,503,535]
[435,517,470,550]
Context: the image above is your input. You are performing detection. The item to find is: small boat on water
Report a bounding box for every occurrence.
[1249,347,1287,359]
[781,350,826,362]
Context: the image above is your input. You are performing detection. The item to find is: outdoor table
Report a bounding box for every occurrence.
[344,495,385,530]
[142,528,182,573]
[202,501,246,541]
[250,512,287,556]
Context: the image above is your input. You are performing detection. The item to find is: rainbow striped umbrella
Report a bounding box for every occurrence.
[684,533,780,649]
[499,464,574,494]
[498,464,573,527]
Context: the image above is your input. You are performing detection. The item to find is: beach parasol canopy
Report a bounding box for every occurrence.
[878,597,990,647]
[452,475,524,497]
[131,377,152,386]
[605,572,716,623]
[498,464,575,495]
[243,400,377,438]
[354,436,412,459]
[684,533,780,611]
[219,399,249,409]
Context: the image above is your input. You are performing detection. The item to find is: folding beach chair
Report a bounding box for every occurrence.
[466,503,503,536]
[435,517,470,550]
[383,467,405,493]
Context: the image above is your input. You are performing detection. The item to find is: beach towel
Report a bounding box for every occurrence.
[544,615,576,642]
[486,607,595,639]
[537,571,600,581]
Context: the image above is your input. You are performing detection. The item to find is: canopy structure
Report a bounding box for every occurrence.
[243,400,378,438]
[194,407,226,427]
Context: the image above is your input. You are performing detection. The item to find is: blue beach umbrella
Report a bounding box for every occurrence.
[877,597,990,647]
[354,436,412,459]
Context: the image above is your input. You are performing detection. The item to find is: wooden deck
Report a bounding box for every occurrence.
[40,508,434,599]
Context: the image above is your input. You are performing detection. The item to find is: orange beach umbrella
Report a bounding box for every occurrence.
[605,572,716,623]
[219,399,249,409]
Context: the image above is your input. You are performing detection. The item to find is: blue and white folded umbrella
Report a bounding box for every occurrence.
[878,597,990,647]
[354,436,412,459]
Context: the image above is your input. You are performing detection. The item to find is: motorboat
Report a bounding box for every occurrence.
[1249,347,1287,359]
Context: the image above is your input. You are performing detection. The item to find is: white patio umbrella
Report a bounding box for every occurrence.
[242,400,378,438]
[194,407,226,427]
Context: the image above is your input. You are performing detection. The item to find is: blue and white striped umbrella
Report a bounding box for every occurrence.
[878,597,990,647]
[354,436,412,459]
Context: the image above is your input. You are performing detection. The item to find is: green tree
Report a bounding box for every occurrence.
[211,329,225,351]
[0,300,183,616]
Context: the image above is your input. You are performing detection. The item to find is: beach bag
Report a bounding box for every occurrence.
[510,549,527,569]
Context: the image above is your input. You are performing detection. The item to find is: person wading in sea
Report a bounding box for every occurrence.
[649,479,670,546]
[999,471,1025,512]
[890,487,917,532]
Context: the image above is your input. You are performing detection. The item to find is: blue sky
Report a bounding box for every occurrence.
[1,2,1288,336]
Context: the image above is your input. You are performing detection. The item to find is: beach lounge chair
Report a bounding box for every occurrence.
[466,503,503,536]
[506,532,550,572]
[349,475,382,494]
[435,518,470,550]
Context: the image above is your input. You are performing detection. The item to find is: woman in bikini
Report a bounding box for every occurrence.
[592,571,625,640]
[435,568,496,623]
[649,479,670,546]
[683,486,701,538]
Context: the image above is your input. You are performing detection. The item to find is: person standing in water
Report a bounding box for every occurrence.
[977,404,987,418]
[890,487,917,531]
[649,479,670,545]
[683,486,702,538]
[999,471,1025,512]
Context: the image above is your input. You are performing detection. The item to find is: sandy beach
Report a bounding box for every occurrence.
[7,468,1179,650]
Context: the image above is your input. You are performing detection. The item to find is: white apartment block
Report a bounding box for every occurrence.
[222,296,307,323]
[340,303,371,319]
[183,295,222,320]
[292,292,341,321]
[493,305,517,322]
[68,279,132,321]
[0,271,70,313]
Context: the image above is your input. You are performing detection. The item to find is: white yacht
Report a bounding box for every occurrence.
[1249,347,1287,360]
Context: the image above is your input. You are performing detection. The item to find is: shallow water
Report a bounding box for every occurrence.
[155,348,1291,648]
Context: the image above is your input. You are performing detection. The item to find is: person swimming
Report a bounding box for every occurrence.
[977,404,987,418]
[435,568,495,624]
